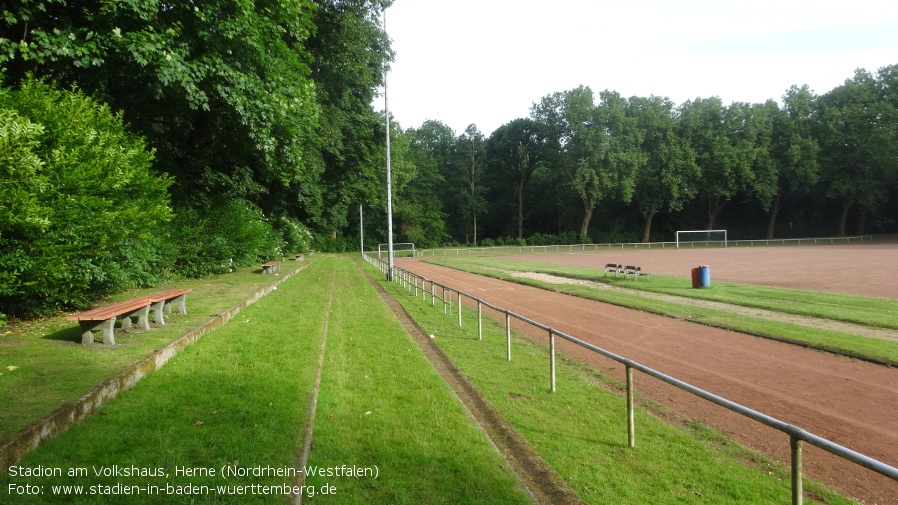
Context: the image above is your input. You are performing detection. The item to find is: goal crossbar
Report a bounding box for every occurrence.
[676,230,727,249]
[378,242,416,258]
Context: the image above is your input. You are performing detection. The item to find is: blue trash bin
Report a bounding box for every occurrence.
[698,265,711,288]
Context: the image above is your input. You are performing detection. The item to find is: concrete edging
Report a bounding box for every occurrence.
[0,261,312,470]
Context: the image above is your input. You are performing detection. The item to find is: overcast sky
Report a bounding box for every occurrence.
[380,0,898,136]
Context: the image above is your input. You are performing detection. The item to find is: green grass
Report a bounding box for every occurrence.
[421,256,898,364]
[1,257,531,504]
[303,258,529,504]
[0,260,310,441]
[370,261,855,504]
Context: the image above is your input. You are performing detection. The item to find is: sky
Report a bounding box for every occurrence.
[381,0,898,136]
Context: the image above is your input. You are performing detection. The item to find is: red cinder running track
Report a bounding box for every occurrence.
[397,256,898,504]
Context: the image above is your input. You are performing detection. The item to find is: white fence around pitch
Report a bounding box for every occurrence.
[414,235,873,257]
[363,251,896,505]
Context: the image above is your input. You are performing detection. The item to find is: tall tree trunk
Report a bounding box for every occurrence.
[641,211,655,243]
[837,200,851,236]
[765,193,782,239]
[705,199,723,230]
[473,213,478,245]
[516,185,524,239]
[856,206,868,235]
[579,201,594,239]
[470,171,477,245]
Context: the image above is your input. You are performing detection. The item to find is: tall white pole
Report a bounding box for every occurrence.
[359,204,364,258]
[384,8,395,281]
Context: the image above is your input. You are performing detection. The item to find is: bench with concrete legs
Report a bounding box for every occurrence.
[66,288,191,345]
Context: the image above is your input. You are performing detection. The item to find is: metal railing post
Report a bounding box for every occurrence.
[506,312,511,361]
[792,434,803,505]
[431,283,435,307]
[477,301,483,341]
[458,292,462,327]
[550,331,556,392]
[627,364,635,448]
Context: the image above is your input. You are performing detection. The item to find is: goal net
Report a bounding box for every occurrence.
[675,230,727,249]
[378,242,417,258]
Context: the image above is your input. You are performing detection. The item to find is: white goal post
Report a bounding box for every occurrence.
[378,242,416,258]
[676,230,727,249]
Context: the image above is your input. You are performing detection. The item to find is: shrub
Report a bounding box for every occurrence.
[274,216,313,254]
[170,199,282,278]
[0,79,173,317]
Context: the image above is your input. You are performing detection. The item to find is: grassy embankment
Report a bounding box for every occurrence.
[369,260,856,504]
[421,256,898,364]
[0,260,308,441]
[1,257,530,504]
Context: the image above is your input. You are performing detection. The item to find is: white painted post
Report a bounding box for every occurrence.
[550,331,556,393]
[477,301,482,341]
[506,312,511,361]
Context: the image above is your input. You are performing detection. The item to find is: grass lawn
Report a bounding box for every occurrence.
[1,257,530,504]
[0,260,309,441]
[370,260,855,504]
[421,256,898,364]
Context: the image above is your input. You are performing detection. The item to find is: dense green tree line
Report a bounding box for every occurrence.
[1,0,392,320]
[392,65,898,247]
[1,0,896,321]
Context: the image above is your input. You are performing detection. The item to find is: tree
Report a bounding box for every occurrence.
[571,90,644,239]
[531,87,642,240]
[816,68,897,235]
[399,121,452,247]
[486,118,548,239]
[762,86,820,238]
[1,0,321,209]
[302,0,394,233]
[455,124,488,244]
[678,97,761,230]
[628,95,699,242]
[0,79,172,317]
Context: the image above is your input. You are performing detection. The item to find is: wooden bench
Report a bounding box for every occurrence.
[66,288,191,345]
[261,261,281,274]
[623,265,650,281]
[146,289,190,326]
[603,263,622,278]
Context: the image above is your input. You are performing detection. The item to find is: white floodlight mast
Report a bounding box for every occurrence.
[383,8,395,281]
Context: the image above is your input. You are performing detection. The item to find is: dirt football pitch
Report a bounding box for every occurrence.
[399,241,898,504]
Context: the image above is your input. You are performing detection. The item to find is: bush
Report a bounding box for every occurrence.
[0,79,173,317]
[311,232,357,253]
[274,216,313,254]
[170,199,282,278]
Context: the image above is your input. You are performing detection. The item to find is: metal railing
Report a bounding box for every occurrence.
[415,235,873,257]
[364,252,896,505]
